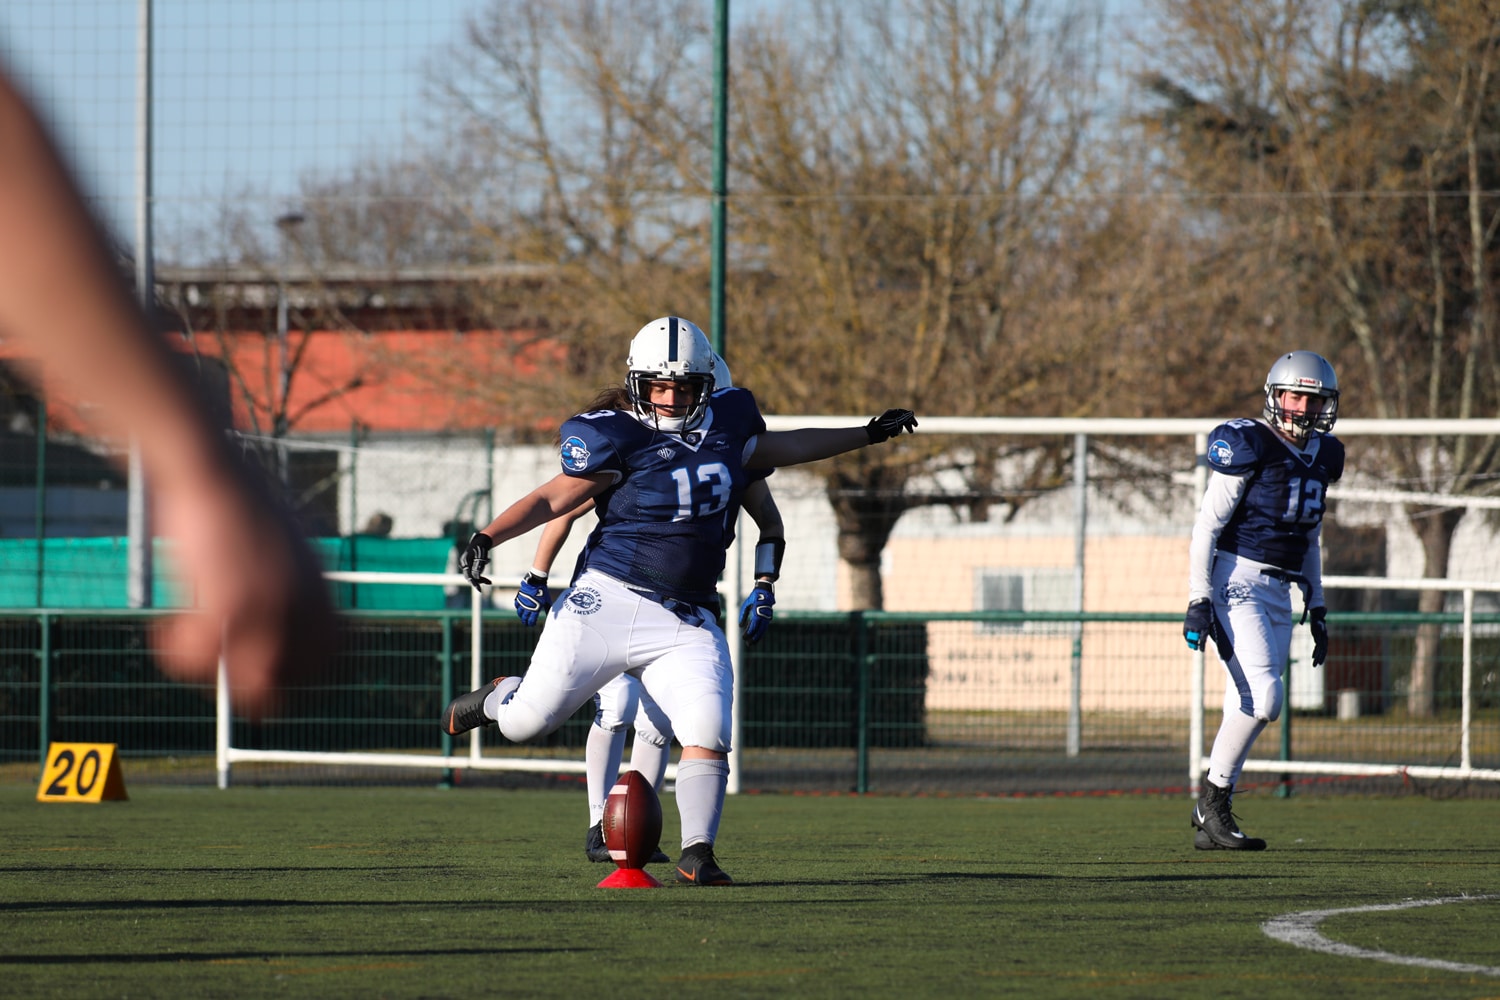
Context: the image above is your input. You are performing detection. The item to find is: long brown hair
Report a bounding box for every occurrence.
[554,384,631,445]
[583,384,630,412]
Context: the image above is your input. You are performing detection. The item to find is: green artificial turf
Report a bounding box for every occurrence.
[2,784,1497,998]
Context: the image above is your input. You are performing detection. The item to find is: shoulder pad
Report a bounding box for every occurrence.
[1204,419,1269,476]
[1319,433,1346,483]
[706,386,766,434]
[558,409,644,475]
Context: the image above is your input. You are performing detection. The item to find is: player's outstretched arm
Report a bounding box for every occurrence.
[460,473,608,590]
[747,409,917,470]
[0,69,336,718]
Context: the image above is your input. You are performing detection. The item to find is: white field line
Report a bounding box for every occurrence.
[1262,895,1500,977]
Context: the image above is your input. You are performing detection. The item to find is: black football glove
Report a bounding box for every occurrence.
[1309,606,1328,667]
[459,533,493,591]
[738,582,775,645]
[1183,599,1214,651]
[867,408,918,444]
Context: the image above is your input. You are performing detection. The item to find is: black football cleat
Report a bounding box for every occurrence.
[441,677,514,736]
[587,822,668,863]
[585,823,612,863]
[673,842,733,885]
[1192,779,1267,851]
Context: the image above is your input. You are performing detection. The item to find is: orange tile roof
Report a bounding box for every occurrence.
[182,327,567,434]
[4,327,569,437]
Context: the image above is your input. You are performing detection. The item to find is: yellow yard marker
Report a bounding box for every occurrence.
[37,743,129,802]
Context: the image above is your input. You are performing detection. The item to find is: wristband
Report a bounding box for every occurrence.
[754,538,785,581]
[522,569,549,586]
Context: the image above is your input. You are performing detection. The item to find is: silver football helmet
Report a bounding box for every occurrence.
[625,316,718,433]
[1263,350,1339,441]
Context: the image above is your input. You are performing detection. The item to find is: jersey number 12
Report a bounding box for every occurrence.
[1283,477,1325,524]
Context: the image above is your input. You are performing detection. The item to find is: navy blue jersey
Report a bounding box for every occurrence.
[556,387,768,606]
[1205,418,1345,570]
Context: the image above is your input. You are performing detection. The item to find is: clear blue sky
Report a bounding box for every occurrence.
[1,0,479,258]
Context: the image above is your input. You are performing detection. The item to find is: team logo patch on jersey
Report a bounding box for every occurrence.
[656,445,675,461]
[566,586,602,614]
[1207,439,1235,466]
[561,436,592,472]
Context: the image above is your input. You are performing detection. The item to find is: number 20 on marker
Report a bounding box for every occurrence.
[37,742,128,803]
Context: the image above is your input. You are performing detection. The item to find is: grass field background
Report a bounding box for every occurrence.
[3,781,1499,998]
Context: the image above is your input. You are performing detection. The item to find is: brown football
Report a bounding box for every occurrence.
[602,769,663,869]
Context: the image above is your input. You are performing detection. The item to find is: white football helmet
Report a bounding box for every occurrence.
[713,352,734,390]
[625,316,718,433]
[1263,350,1339,441]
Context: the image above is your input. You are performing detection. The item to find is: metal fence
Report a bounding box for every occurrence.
[9,418,1500,796]
[4,602,1497,797]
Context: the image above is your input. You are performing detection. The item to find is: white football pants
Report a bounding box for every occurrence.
[1205,552,1294,786]
[495,569,733,752]
[595,673,672,745]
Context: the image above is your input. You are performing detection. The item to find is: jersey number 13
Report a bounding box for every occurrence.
[670,463,732,521]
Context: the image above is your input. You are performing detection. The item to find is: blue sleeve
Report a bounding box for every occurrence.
[558,411,628,478]
[1322,435,1345,483]
[1204,420,1265,477]
[713,386,768,436]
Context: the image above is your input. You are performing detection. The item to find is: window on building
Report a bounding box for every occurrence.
[975,567,1075,633]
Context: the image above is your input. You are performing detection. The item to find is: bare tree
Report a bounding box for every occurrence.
[720,0,1145,605]
[424,0,1146,608]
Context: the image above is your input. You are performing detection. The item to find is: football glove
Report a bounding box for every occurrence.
[1309,606,1328,667]
[738,582,775,645]
[459,533,493,591]
[866,408,918,444]
[1183,599,1214,651]
[514,571,552,627]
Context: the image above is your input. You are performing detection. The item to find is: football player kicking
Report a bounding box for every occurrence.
[1183,351,1344,850]
[511,362,784,866]
[443,316,915,885]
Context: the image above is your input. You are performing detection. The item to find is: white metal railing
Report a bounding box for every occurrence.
[217,571,486,788]
[1192,575,1500,789]
[214,570,1500,791]
[214,566,749,789]
[210,544,1500,792]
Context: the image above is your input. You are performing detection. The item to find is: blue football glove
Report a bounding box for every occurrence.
[738,582,775,645]
[1309,606,1328,667]
[459,533,493,590]
[514,572,552,627]
[1183,599,1214,651]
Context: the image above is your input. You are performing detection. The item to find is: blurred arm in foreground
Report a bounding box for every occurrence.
[0,67,335,718]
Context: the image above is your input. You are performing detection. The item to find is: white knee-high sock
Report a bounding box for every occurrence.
[585,724,626,826]
[629,733,670,792]
[674,757,729,850]
[1206,709,1267,788]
